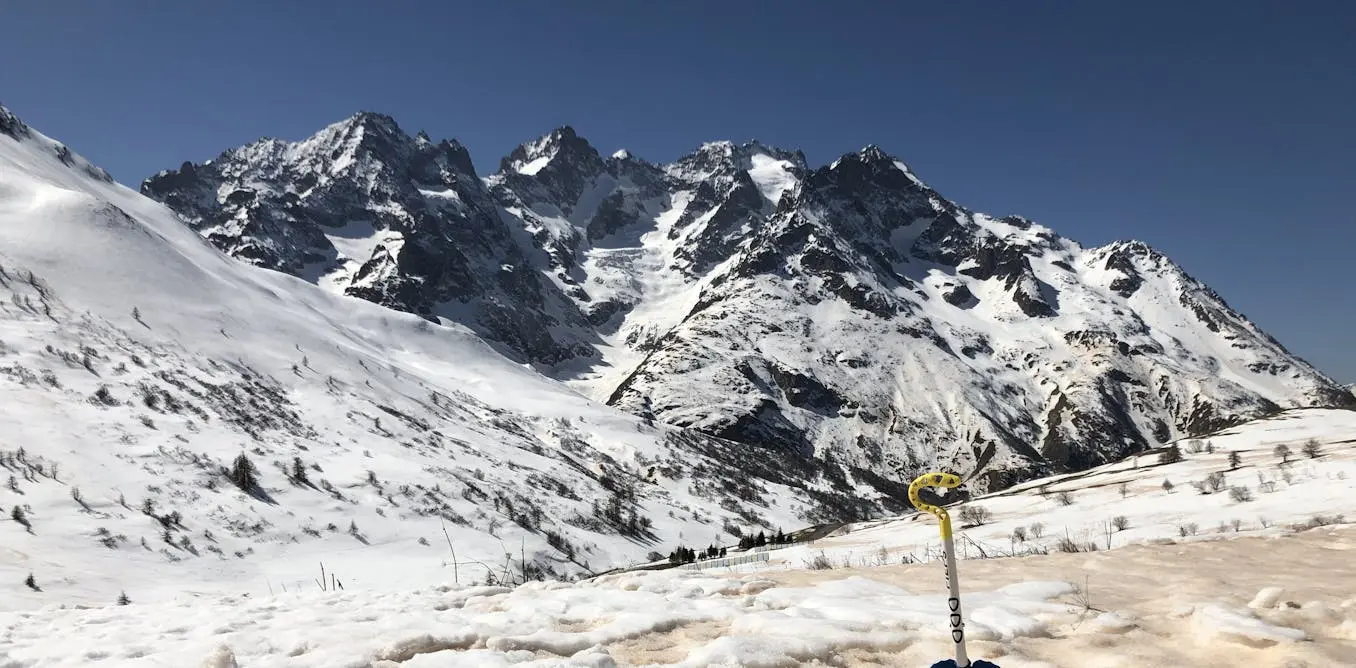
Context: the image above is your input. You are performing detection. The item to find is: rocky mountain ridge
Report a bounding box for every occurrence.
[142,113,1354,491]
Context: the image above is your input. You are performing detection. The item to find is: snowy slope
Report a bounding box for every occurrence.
[4,409,1355,666]
[0,106,911,612]
[144,116,1353,494]
[689,407,1356,573]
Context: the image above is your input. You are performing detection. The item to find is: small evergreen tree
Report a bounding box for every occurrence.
[1302,439,1322,459]
[228,453,257,490]
[24,572,38,591]
[1161,478,1174,493]
[117,591,131,605]
[1158,445,1183,465]
[1227,451,1241,470]
[291,457,308,484]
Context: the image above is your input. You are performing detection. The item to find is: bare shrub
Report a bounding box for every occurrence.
[1205,471,1226,494]
[1274,444,1292,464]
[958,505,992,526]
[1292,514,1346,531]
[1055,491,1075,506]
[1056,535,1081,553]
[1177,522,1199,537]
[1228,486,1254,503]
[1111,515,1130,531]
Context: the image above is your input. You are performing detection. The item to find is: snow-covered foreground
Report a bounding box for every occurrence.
[3,408,1355,667]
[3,526,1353,667]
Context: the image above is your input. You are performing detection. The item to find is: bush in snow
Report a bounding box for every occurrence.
[1228,451,1241,470]
[958,505,992,526]
[1118,483,1129,498]
[1055,535,1081,553]
[24,572,38,591]
[806,552,834,570]
[117,591,130,605]
[1011,526,1028,542]
[1055,491,1075,506]
[1186,440,1204,454]
[1205,471,1227,494]
[1161,478,1174,492]
[1293,514,1345,531]
[1229,485,1254,503]
[1177,522,1199,537]
[1111,515,1130,531]
[1029,522,1046,538]
[89,385,118,406]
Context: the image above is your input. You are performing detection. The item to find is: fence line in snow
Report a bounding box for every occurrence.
[680,551,770,571]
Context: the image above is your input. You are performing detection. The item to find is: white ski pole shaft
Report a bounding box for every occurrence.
[910,472,970,668]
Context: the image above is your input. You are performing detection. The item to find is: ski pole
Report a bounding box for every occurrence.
[910,472,970,668]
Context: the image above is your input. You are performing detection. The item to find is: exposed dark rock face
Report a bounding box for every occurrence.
[142,113,594,365]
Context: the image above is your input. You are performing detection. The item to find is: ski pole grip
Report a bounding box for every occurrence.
[909,472,963,540]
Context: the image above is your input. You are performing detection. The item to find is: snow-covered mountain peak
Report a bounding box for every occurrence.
[668,139,804,182]
[1,102,31,139]
[500,125,604,177]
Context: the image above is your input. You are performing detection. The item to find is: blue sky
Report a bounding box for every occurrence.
[2,1,1353,381]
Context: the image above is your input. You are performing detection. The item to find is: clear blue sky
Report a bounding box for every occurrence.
[2,1,1353,382]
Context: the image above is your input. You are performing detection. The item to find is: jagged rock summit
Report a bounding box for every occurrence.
[142,112,1354,491]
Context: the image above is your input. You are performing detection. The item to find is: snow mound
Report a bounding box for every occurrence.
[1193,604,1307,646]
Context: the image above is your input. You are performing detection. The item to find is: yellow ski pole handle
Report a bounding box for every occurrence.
[909,471,963,539]
[909,471,970,668]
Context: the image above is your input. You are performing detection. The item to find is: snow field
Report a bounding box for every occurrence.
[698,408,1356,576]
[4,526,1354,667]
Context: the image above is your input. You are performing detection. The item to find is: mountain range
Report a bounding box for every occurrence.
[142,111,1353,491]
